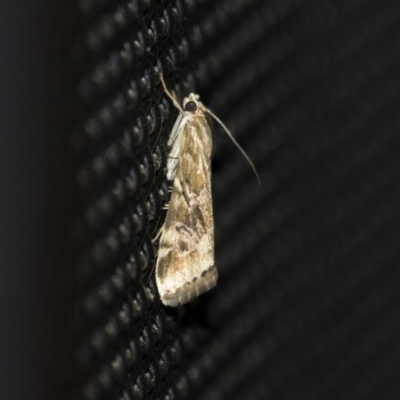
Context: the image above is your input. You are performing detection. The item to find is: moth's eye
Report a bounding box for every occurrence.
[184,101,197,112]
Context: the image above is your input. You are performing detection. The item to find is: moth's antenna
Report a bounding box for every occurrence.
[159,73,183,112]
[206,108,260,184]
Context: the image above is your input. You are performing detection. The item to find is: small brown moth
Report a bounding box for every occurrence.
[156,74,258,307]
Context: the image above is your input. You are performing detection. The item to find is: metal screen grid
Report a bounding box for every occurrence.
[73,1,400,399]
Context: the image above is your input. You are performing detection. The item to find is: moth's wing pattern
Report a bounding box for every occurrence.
[156,116,217,306]
[166,112,185,181]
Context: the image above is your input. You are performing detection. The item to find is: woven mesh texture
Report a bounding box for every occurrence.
[74,0,400,399]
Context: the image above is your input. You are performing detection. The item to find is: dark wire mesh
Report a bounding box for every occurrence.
[74,0,400,399]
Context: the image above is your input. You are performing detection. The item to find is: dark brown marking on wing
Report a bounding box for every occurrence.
[192,203,207,230]
[178,241,189,252]
[176,224,191,235]
[201,265,215,277]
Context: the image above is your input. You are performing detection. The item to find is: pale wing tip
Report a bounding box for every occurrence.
[159,266,218,307]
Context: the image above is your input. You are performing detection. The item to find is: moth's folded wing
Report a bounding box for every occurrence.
[155,181,216,306]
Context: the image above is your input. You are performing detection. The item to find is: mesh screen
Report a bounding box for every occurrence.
[74,0,400,399]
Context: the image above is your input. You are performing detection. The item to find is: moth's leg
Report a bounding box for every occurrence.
[139,275,155,297]
[159,73,183,112]
[152,225,164,242]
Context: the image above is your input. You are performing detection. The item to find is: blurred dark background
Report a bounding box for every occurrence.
[1,1,400,399]
[0,1,75,400]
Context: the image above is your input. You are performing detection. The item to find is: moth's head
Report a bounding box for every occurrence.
[183,93,202,114]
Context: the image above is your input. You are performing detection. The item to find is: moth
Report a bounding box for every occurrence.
[155,74,258,306]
